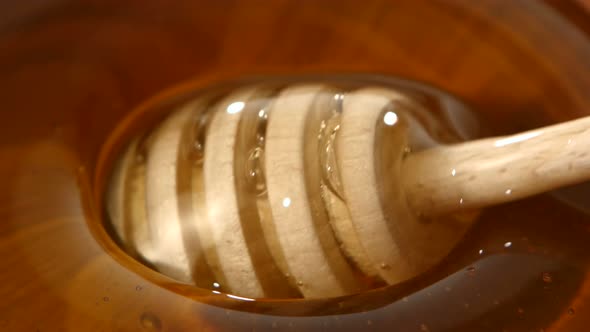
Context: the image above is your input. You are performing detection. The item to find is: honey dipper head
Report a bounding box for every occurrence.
[104,77,478,299]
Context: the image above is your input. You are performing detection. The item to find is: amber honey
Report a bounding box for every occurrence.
[2,1,590,331]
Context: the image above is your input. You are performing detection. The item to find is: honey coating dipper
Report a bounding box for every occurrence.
[107,84,590,299]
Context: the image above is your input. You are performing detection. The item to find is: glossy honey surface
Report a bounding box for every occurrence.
[2,1,590,331]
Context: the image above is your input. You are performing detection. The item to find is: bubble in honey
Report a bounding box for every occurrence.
[140,312,162,331]
[542,272,553,283]
[318,104,344,199]
[246,147,266,195]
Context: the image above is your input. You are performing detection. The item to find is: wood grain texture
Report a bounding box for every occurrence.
[1,0,590,331]
[336,89,413,284]
[144,107,195,283]
[203,89,265,297]
[404,115,590,216]
[265,86,363,298]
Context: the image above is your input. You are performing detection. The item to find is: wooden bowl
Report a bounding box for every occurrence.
[2,1,590,331]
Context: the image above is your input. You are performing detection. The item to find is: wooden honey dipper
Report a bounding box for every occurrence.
[107,84,590,300]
